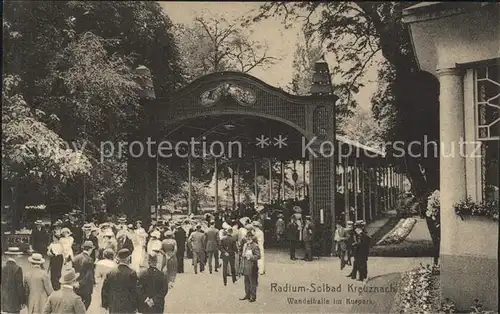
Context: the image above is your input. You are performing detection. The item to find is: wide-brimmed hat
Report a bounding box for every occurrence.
[59,268,79,284]
[5,247,22,255]
[278,213,284,218]
[293,206,302,213]
[239,217,250,225]
[245,224,255,231]
[127,224,133,229]
[251,221,261,228]
[195,224,202,229]
[164,230,174,238]
[136,220,142,225]
[222,222,231,230]
[34,220,44,225]
[151,230,161,238]
[54,219,63,226]
[28,253,45,264]
[61,228,72,235]
[354,220,366,227]
[82,241,95,249]
[305,215,312,220]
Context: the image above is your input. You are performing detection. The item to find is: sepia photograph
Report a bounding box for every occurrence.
[2,1,499,313]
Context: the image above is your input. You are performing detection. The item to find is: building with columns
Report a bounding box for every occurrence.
[403,2,499,310]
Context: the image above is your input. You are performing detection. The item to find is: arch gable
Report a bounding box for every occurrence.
[152,72,337,135]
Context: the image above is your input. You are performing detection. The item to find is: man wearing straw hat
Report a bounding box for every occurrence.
[42,268,86,314]
[24,253,54,314]
[188,224,206,274]
[252,221,265,275]
[102,249,139,314]
[1,248,25,314]
[205,221,220,274]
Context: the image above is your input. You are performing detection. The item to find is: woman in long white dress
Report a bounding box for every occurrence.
[131,227,147,273]
[59,228,74,265]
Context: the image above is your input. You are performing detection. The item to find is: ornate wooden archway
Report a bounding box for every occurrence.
[128,69,338,240]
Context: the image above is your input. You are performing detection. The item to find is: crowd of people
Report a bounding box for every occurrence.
[1,210,271,314]
[1,203,371,314]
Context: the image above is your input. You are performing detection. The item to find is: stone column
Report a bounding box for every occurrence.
[438,66,467,256]
[438,66,470,302]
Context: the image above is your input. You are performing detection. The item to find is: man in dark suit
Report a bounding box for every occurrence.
[32,220,48,255]
[287,216,299,260]
[188,225,206,274]
[174,222,187,273]
[352,226,371,281]
[72,241,95,309]
[42,268,86,314]
[102,249,139,314]
[1,253,25,314]
[240,233,261,302]
[214,212,224,230]
[137,252,168,314]
[205,221,220,273]
[302,216,314,261]
[220,228,238,286]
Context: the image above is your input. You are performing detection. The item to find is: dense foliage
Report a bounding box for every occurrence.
[2,1,184,221]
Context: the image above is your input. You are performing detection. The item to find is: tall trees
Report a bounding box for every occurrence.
[174,13,279,82]
[2,1,184,215]
[252,1,439,197]
[341,108,383,146]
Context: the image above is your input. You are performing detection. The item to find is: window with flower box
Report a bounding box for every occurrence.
[465,62,499,203]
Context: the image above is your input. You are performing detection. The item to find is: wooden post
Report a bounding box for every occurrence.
[368,167,373,221]
[354,158,358,221]
[343,157,349,225]
[302,160,306,198]
[268,158,273,204]
[281,161,285,200]
[214,158,219,211]
[236,162,241,204]
[361,162,366,222]
[188,154,192,215]
[374,167,379,217]
[254,159,258,204]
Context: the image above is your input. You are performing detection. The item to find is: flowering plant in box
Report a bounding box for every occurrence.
[426,190,440,223]
[454,197,499,222]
